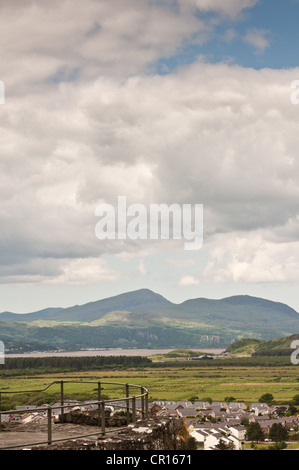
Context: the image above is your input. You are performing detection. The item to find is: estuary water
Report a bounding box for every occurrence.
[6,348,225,358]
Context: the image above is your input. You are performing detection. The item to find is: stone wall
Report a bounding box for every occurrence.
[34,415,187,450]
[58,409,128,427]
[96,416,186,451]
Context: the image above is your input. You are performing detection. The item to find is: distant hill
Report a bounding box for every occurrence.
[225,334,299,356]
[1,289,299,352]
[149,349,207,361]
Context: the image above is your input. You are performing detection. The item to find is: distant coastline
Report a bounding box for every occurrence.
[5,347,225,358]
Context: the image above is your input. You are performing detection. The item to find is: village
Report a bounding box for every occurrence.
[151,399,299,450]
[1,398,299,450]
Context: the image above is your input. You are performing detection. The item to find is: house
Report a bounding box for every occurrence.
[225,408,246,420]
[225,417,242,426]
[251,417,298,436]
[270,405,290,418]
[9,413,22,422]
[177,407,200,418]
[193,401,211,410]
[150,404,162,415]
[50,401,81,414]
[108,400,127,412]
[22,412,49,425]
[226,424,246,441]
[204,429,241,450]
[249,414,271,423]
[188,423,243,450]
[249,403,269,416]
[175,401,193,408]
[227,402,247,412]
[14,405,39,411]
[189,428,208,445]
[209,410,228,421]
[210,402,228,410]
[163,403,184,412]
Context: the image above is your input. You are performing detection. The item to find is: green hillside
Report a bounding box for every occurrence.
[226,334,299,356]
[224,338,264,356]
[149,349,207,360]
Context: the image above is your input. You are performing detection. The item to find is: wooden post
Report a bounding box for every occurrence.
[101,401,105,436]
[47,406,52,445]
[145,389,148,419]
[141,387,145,420]
[126,384,130,424]
[60,380,64,422]
[132,397,136,423]
[98,382,101,426]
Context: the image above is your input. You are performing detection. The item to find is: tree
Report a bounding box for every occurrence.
[269,423,288,443]
[259,393,274,405]
[215,439,235,450]
[286,405,297,416]
[201,396,213,404]
[185,437,198,450]
[188,396,198,403]
[267,442,287,451]
[292,394,299,405]
[225,396,236,402]
[246,422,264,443]
[241,416,249,426]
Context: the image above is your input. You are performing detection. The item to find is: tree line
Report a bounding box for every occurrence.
[2,355,152,373]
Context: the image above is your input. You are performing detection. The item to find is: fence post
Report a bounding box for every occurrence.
[132,397,136,423]
[126,384,130,425]
[145,389,148,419]
[101,401,105,436]
[47,406,52,445]
[97,382,101,426]
[141,387,145,420]
[60,380,64,422]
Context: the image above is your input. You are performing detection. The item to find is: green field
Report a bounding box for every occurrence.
[2,361,299,409]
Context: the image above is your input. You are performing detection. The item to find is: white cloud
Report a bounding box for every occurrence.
[2,62,299,284]
[179,275,200,286]
[0,0,210,91]
[165,258,196,268]
[139,259,148,277]
[243,28,271,53]
[184,0,259,17]
[204,229,299,284]
[1,0,299,291]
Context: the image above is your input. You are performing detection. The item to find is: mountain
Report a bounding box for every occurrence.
[168,295,299,337]
[1,290,299,352]
[0,289,173,323]
[0,307,63,322]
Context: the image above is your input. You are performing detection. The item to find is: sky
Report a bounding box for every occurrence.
[1,0,299,313]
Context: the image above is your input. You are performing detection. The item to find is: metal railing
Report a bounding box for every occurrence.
[0,380,148,449]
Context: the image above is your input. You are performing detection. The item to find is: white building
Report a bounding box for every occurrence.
[188,424,243,450]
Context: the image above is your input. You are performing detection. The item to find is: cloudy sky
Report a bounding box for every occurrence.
[1,0,299,313]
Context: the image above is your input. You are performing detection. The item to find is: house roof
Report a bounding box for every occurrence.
[178,407,199,417]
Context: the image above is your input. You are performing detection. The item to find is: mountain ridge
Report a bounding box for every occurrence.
[1,289,298,320]
[1,289,298,352]
[0,288,173,322]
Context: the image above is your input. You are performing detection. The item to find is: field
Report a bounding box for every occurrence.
[2,360,299,409]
